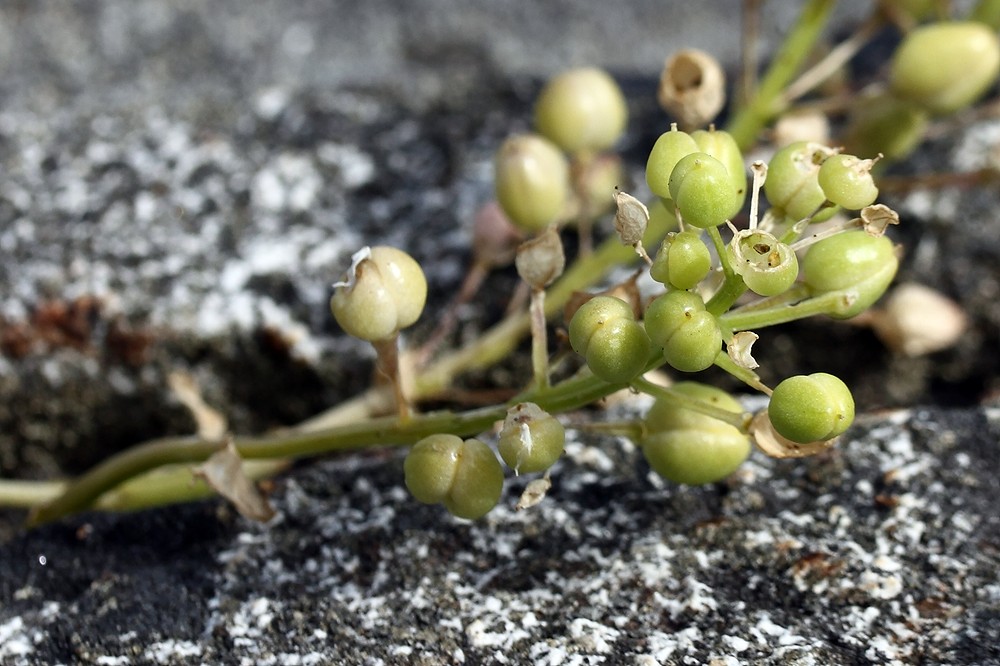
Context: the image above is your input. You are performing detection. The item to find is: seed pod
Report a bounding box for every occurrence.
[331,246,428,342]
[495,134,570,232]
[817,154,879,210]
[657,49,726,129]
[641,382,750,485]
[890,21,1000,115]
[691,127,747,210]
[498,402,565,474]
[404,434,504,520]
[534,67,628,154]
[568,295,652,383]
[516,227,565,290]
[650,230,712,290]
[644,290,722,373]
[767,373,854,444]
[668,152,742,229]
[728,230,799,297]
[843,94,928,162]
[645,126,699,200]
[764,141,838,222]
[802,230,898,319]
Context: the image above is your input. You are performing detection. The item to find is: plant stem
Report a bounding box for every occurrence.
[705,226,747,316]
[719,290,842,331]
[0,480,67,508]
[726,0,838,150]
[630,376,751,430]
[529,288,550,390]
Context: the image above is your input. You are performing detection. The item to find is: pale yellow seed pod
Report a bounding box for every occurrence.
[534,67,628,154]
[495,134,570,232]
[330,246,428,342]
[657,49,726,129]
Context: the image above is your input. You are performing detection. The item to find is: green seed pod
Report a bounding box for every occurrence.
[640,382,750,485]
[768,373,854,444]
[650,230,712,290]
[691,128,747,210]
[764,141,838,222]
[802,230,898,319]
[495,133,570,232]
[534,67,628,154]
[728,230,799,297]
[569,295,652,383]
[331,246,428,342]
[843,94,928,162]
[668,152,742,229]
[404,434,504,520]
[644,291,722,372]
[498,402,566,474]
[645,127,699,200]
[890,21,1000,115]
[817,154,879,210]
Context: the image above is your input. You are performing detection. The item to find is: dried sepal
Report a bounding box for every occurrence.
[860,204,900,237]
[516,473,552,511]
[727,331,760,370]
[657,49,726,129]
[749,410,837,459]
[194,439,276,522]
[613,189,652,262]
[167,370,228,440]
[515,227,565,290]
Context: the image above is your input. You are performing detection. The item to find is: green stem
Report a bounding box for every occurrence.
[726,0,838,150]
[529,288,550,390]
[0,479,67,508]
[630,376,751,431]
[719,290,842,331]
[713,351,772,395]
[705,226,747,316]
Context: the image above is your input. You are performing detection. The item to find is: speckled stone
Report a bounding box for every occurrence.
[1,402,999,665]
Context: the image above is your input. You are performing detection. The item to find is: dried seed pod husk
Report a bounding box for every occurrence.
[658,49,726,129]
[516,227,565,290]
[869,282,967,357]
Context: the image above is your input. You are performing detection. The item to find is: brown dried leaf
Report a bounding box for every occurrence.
[194,440,276,522]
[749,410,837,459]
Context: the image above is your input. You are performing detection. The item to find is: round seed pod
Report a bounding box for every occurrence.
[764,141,838,222]
[890,21,1000,115]
[495,133,570,232]
[569,295,652,383]
[498,402,565,474]
[641,381,750,485]
[691,127,747,210]
[668,152,742,229]
[644,290,723,373]
[404,434,504,520]
[650,230,712,290]
[767,373,854,444]
[534,67,628,154]
[802,230,898,319]
[645,127,699,200]
[728,230,799,297]
[817,154,879,210]
[331,246,428,342]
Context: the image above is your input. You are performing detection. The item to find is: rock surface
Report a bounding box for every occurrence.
[2,3,1000,665]
[2,401,999,665]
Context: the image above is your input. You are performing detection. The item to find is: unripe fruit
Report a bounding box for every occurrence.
[768,373,854,444]
[890,21,1000,115]
[569,296,652,383]
[802,230,898,318]
[650,230,712,290]
[843,94,928,162]
[498,402,565,474]
[668,152,742,229]
[764,141,838,222]
[817,154,879,210]
[691,128,747,209]
[728,230,799,297]
[641,382,750,485]
[495,134,570,232]
[534,67,628,154]
[331,246,428,342]
[404,434,504,520]
[644,291,722,372]
[646,127,699,200]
